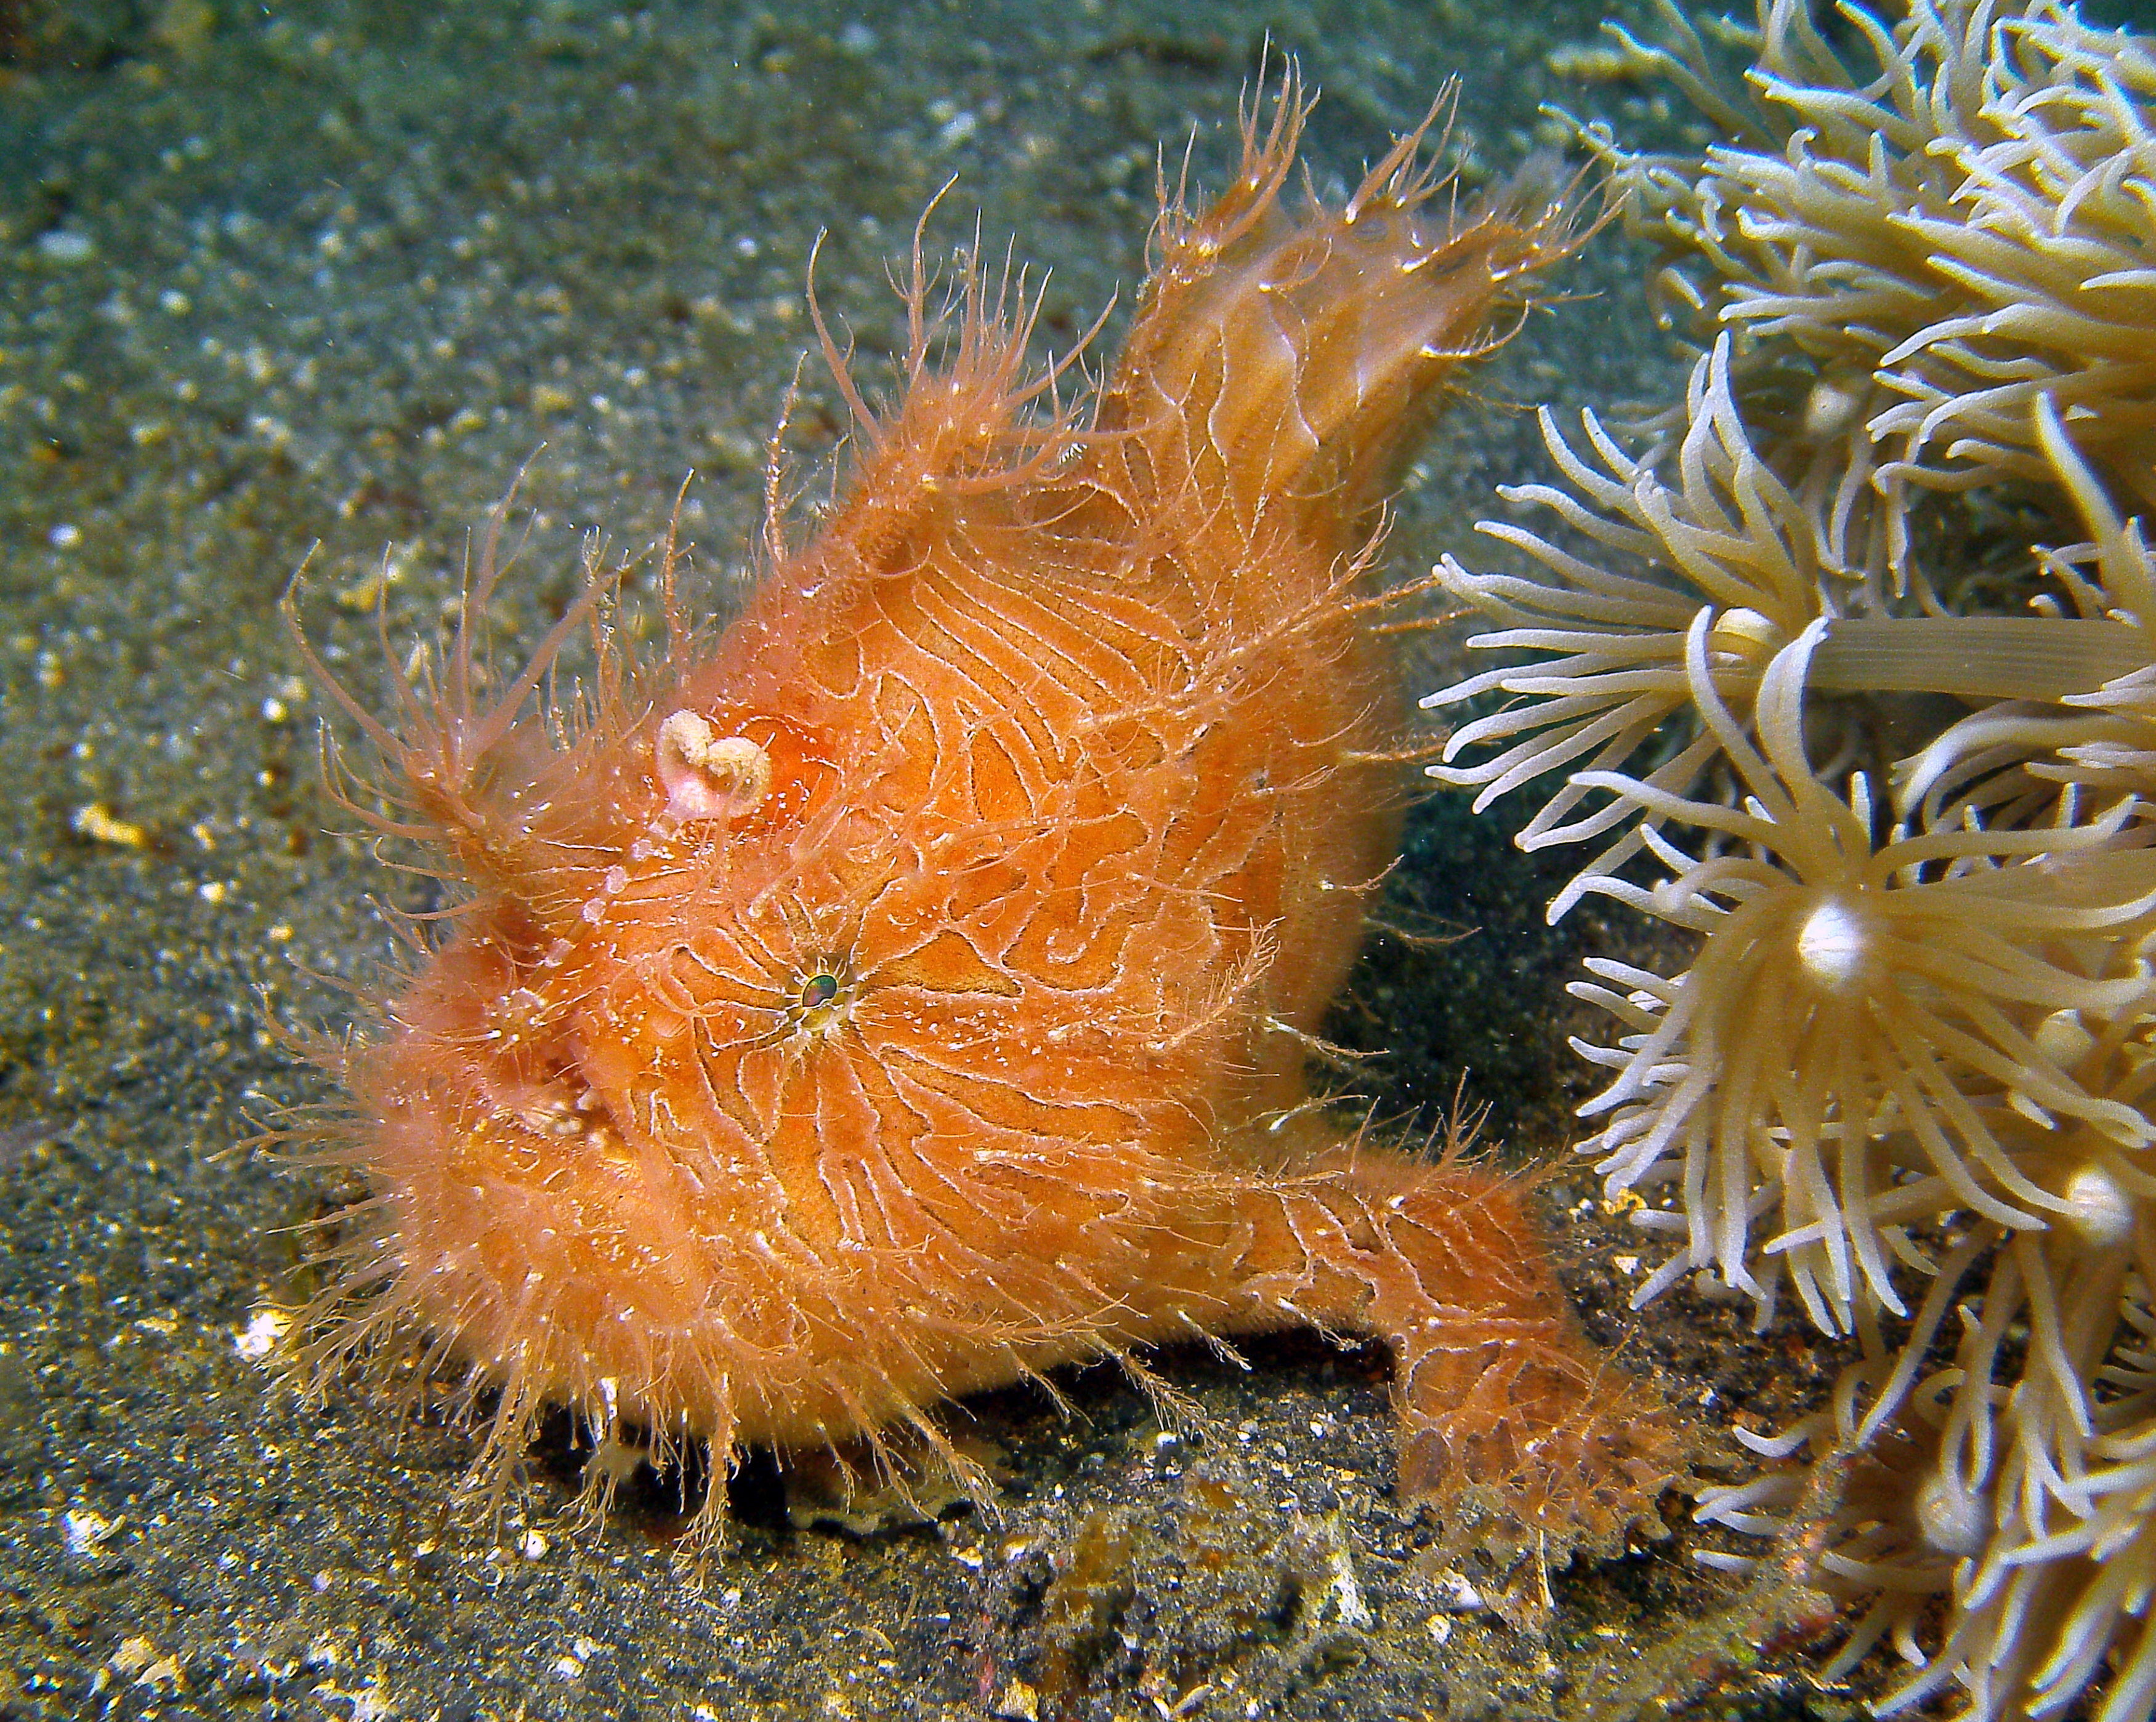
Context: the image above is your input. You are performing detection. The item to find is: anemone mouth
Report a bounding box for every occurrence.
[1792,890,1874,997]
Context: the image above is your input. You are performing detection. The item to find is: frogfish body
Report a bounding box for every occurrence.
[290,82,1689,1600]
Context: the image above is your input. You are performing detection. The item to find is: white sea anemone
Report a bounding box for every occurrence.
[1567,616,2156,1332]
[1588,0,2156,585]
[1426,4,2156,1710]
[1426,336,1833,917]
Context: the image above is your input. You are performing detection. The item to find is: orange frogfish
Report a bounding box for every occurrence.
[286,79,1689,1595]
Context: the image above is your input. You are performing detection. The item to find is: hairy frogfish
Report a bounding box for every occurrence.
[286,79,1690,1601]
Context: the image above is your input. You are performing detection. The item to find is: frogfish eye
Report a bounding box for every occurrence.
[802,973,841,1010]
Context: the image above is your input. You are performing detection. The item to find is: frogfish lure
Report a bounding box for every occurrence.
[283,75,1690,1604]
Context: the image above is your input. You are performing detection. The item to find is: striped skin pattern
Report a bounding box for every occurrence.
[291,80,1690,1595]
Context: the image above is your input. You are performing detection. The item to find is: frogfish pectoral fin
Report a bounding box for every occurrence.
[1213,1143,1696,1626]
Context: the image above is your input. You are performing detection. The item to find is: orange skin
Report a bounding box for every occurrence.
[290,80,1688,1593]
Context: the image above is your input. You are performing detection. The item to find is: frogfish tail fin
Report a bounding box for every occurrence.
[1100,69,1592,531]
